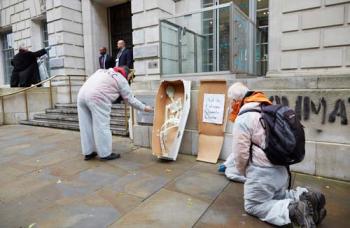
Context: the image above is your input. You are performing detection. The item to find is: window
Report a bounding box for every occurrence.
[41,20,49,48]
[41,20,50,75]
[1,32,14,85]
[256,0,268,75]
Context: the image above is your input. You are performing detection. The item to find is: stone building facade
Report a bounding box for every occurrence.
[0,0,349,181]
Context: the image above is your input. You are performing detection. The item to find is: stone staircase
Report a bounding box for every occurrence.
[20,103,130,136]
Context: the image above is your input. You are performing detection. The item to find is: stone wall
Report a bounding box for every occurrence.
[46,0,85,77]
[0,87,57,124]
[0,0,45,85]
[131,0,175,81]
[269,0,350,77]
[0,0,45,51]
[132,75,350,181]
[0,0,85,103]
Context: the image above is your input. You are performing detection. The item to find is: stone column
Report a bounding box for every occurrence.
[82,0,109,77]
[131,0,175,82]
[46,0,85,103]
[130,0,175,146]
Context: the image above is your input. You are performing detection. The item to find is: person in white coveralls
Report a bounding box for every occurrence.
[77,66,153,161]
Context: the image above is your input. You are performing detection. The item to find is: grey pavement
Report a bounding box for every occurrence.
[0,125,349,228]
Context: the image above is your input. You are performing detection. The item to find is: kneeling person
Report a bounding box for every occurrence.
[227,82,326,228]
[77,66,152,160]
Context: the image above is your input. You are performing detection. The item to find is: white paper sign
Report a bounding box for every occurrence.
[203,93,225,124]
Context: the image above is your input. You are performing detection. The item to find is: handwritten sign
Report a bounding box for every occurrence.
[203,93,225,124]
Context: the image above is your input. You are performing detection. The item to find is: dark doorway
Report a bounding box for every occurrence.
[108,1,133,65]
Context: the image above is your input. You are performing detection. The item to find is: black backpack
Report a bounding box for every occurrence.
[239,104,305,166]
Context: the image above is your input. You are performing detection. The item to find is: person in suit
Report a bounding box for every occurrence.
[10,44,51,87]
[115,40,133,69]
[99,47,114,69]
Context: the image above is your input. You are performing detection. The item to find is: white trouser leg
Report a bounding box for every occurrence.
[224,153,246,183]
[223,152,235,167]
[77,100,95,155]
[88,101,112,158]
[244,165,295,226]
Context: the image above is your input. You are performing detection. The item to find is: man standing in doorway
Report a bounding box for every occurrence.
[99,47,114,69]
[115,40,133,69]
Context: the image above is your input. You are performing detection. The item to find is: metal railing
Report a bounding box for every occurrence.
[0,74,86,124]
[160,2,263,76]
[0,71,135,134]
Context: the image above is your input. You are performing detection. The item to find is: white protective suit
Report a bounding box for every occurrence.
[223,153,246,183]
[229,102,308,226]
[77,69,145,158]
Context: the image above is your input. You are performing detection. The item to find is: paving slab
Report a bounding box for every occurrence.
[165,170,229,202]
[110,189,210,228]
[28,192,120,228]
[194,183,271,228]
[293,174,350,228]
[0,125,349,228]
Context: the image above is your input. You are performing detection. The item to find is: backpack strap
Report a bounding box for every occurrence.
[238,109,261,116]
[287,165,292,189]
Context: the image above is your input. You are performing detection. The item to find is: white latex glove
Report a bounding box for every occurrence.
[144,105,154,113]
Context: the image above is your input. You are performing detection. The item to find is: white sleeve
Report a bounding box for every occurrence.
[115,76,146,111]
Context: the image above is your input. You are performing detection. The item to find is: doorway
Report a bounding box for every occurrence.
[108,1,133,67]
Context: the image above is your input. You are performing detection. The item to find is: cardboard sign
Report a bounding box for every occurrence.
[197,81,227,164]
[202,93,225,124]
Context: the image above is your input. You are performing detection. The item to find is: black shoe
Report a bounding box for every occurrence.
[289,201,316,228]
[84,152,98,161]
[300,190,326,225]
[100,153,121,161]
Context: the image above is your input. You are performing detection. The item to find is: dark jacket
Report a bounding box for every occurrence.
[116,48,133,69]
[99,54,114,69]
[10,48,47,87]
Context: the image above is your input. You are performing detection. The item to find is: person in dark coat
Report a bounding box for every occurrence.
[115,40,133,69]
[98,47,114,69]
[10,45,51,87]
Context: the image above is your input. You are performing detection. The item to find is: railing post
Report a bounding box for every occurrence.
[49,79,53,109]
[131,106,134,130]
[1,96,5,124]
[24,90,29,121]
[124,103,129,133]
[68,75,72,103]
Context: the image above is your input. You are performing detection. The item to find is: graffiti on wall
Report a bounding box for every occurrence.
[269,96,349,125]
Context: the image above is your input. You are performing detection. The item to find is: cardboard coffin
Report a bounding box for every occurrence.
[197,81,227,163]
[152,80,191,160]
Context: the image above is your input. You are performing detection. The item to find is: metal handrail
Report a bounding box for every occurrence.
[1,71,133,134]
[0,74,86,125]
[0,74,62,98]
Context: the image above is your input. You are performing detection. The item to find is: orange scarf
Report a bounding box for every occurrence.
[229,91,272,122]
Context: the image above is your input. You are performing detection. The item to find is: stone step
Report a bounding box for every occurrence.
[20,120,129,136]
[33,113,127,126]
[46,108,129,117]
[55,103,128,110]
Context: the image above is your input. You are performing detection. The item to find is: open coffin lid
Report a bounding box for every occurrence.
[197,81,227,163]
[152,80,191,160]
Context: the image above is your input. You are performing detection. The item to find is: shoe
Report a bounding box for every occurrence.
[300,190,326,225]
[100,153,121,161]
[289,201,316,228]
[218,164,226,173]
[84,152,98,161]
